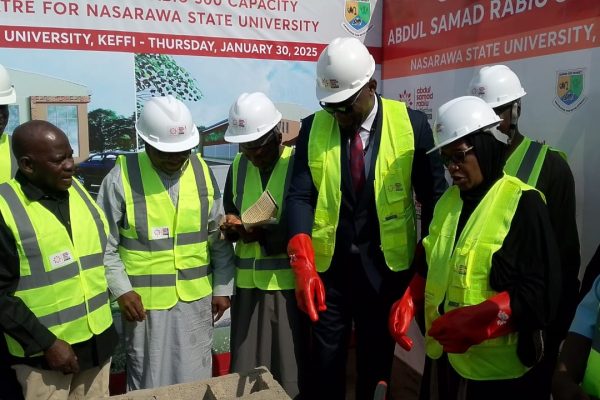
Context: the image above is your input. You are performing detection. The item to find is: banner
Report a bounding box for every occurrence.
[383,0,600,78]
[1,0,382,60]
[0,0,382,164]
[382,0,600,268]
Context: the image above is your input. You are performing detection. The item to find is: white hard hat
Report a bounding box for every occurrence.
[428,96,502,154]
[224,92,282,144]
[468,65,526,108]
[0,65,16,105]
[136,95,199,152]
[316,37,375,103]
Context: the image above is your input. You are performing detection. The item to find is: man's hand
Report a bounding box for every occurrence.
[44,339,79,375]
[117,291,146,322]
[389,274,425,351]
[220,214,242,241]
[212,296,231,322]
[220,214,264,243]
[287,233,326,322]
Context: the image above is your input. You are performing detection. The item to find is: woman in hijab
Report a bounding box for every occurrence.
[389,96,561,399]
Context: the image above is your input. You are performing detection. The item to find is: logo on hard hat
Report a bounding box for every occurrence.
[232,118,246,128]
[471,86,485,96]
[169,126,187,135]
[321,78,340,89]
[553,68,587,113]
[343,0,373,36]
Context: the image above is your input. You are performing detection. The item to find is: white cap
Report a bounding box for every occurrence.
[0,65,16,105]
[224,92,282,144]
[468,65,526,108]
[136,95,199,152]
[428,96,502,154]
[315,37,375,103]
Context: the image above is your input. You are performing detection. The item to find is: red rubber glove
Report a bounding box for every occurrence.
[389,273,426,350]
[287,233,326,322]
[428,291,514,354]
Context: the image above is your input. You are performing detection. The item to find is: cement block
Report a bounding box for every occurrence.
[97,366,291,400]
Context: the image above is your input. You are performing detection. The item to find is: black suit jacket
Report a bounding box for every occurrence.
[286,95,447,297]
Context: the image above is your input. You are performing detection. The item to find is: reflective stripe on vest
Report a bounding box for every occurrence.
[423,175,538,380]
[0,179,112,357]
[504,137,567,187]
[232,146,294,290]
[117,152,214,310]
[582,308,600,396]
[0,134,17,183]
[307,98,416,272]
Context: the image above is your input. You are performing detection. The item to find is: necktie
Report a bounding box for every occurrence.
[349,130,366,192]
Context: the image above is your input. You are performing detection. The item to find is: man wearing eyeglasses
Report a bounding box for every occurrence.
[469,65,580,399]
[285,37,447,399]
[96,96,235,390]
[220,92,308,399]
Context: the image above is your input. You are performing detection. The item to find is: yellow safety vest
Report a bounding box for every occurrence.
[0,134,17,183]
[231,146,294,290]
[0,179,112,357]
[582,308,600,396]
[424,175,537,380]
[307,98,416,272]
[504,136,566,187]
[117,152,215,310]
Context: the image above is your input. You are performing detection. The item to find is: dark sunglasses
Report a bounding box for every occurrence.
[319,86,365,115]
[440,146,474,167]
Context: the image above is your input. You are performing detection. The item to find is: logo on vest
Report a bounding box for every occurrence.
[455,264,467,275]
[49,251,74,269]
[152,227,170,240]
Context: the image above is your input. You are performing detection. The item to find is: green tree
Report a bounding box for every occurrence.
[135,54,202,112]
[88,109,136,152]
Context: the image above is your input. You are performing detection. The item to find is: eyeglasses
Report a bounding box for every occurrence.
[440,146,474,167]
[319,86,366,115]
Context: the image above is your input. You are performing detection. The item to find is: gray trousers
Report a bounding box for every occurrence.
[230,288,309,399]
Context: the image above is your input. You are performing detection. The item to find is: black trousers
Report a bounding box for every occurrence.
[307,253,400,400]
[0,336,23,400]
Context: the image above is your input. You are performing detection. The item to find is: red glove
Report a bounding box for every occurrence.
[389,273,426,350]
[428,291,514,354]
[287,233,327,322]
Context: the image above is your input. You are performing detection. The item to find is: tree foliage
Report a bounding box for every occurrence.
[88,109,136,152]
[135,54,202,112]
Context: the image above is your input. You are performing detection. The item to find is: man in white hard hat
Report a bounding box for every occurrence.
[96,95,235,390]
[286,37,447,399]
[469,65,580,397]
[391,96,560,399]
[0,64,18,183]
[220,92,308,399]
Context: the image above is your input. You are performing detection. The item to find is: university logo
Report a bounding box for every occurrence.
[553,68,587,112]
[343,0,372,36]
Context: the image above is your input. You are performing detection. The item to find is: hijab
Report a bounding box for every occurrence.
[456,130,508,239]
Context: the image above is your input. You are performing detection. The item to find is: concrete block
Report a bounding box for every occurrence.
[97,366,290,400]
